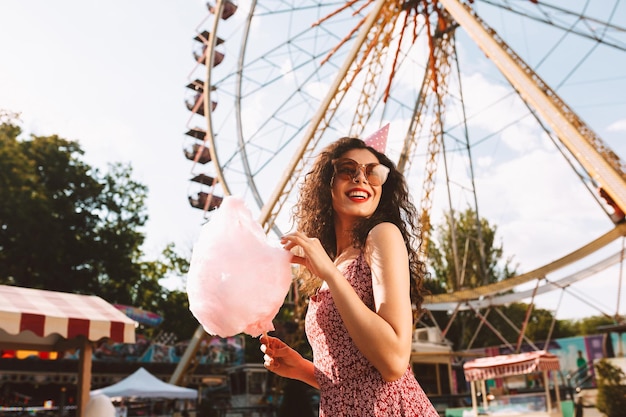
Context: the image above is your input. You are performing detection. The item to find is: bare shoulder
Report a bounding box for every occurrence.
[364,223,409,288]
[368,222,403,243]
[365,222,407,257]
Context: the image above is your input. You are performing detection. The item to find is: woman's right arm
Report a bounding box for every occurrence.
[260,334,319,389]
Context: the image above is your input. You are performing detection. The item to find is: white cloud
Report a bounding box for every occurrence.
[607,119,626,132]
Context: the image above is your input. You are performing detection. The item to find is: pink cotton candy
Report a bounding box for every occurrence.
[186,196,293,337]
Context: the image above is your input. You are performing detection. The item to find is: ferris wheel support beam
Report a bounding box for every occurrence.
[236,0,264,211]
[426,222,626,305]
[439,0,626,211]
[257,0,388,231]
[170,0,229,387]
[204,0,231,197]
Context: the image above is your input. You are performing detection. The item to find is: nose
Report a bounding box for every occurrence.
[352,167,368,183]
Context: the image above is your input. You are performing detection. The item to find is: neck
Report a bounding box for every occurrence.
[334,216,355,256]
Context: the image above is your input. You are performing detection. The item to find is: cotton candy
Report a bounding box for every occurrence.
[186,196,293,337]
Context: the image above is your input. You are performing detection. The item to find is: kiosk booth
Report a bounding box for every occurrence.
[0,285,136,417]
[461,350,563,416]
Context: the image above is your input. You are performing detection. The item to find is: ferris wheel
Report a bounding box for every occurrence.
[175,0,626,376]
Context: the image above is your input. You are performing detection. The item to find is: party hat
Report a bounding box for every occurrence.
[364,123,389,154]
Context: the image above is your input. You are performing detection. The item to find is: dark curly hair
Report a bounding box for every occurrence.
[292,137,428,312]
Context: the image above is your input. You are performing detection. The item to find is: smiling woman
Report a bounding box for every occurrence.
[260,132,439,416]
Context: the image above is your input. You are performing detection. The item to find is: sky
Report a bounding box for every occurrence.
[0,1,207,254]
[1,1,626,322]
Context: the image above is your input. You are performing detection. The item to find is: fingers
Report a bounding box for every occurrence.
[281,231,316,248]
[290,254,306,265]
[260,335,281,357]
[260,336,283,371]
[261,336,291,354]
[260,340,275,370]
[281,232,311,265]
[282,231,321,257]
[260,334,275,350]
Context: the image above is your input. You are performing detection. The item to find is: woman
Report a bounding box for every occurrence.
[260,135,438,416]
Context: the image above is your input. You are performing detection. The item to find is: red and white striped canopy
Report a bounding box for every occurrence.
[0,285,136,349]
[463,350,561,382]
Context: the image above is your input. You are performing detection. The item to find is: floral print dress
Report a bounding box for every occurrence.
[305,252,440,417]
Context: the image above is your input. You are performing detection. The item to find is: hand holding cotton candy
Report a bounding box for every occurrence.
[186,196,293,337]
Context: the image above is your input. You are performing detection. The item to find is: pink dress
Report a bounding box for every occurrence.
[305,252,440,417]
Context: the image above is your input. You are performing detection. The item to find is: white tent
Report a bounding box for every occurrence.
[91,367,197,399]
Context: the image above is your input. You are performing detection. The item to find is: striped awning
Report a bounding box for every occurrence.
[463,350,561,382]
[0,285,136,349]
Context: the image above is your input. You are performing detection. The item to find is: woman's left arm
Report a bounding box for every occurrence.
[328,223,413,381]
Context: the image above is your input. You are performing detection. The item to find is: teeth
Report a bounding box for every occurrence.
[348,191,368,199]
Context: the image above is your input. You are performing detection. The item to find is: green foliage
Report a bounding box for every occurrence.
[0,126,106,293]
[595,359,626,417]
[427,208,517,292]
[137,244,198,340]
[554,319,580,336]
[576,315,618,335]
[0,119,196,341]
[425,208,581,350]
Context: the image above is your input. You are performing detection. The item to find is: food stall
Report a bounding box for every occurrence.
[461,350,563,416]
[0,284,136,417]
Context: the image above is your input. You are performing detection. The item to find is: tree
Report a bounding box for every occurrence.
[595,359,626,417]
[576,315,619,335]
[424,208,577,350]
[0,125,107,293]
[140,244,199,340]
[425,208,515,349]
[0,119,196,341]
[427,208,517,292]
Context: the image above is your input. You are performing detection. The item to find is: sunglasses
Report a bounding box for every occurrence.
[332,158,390,186]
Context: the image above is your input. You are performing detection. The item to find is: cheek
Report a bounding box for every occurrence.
[331,181,341,200]
[331,188,341,211]
[372,191,383,208]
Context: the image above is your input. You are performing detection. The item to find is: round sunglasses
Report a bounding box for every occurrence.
[332,158,390,186]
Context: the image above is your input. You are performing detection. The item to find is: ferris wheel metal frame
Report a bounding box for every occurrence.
[173,0,626,385]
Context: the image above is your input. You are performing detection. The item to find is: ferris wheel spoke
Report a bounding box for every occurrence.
[476,0,626,51]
